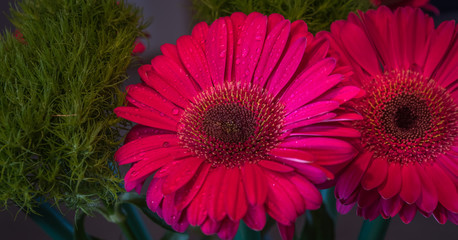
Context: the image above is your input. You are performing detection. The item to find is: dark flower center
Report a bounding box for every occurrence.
[202,103,257,143]
[178,82,285,167]
[380,94,431,140]
[356,70,458,165]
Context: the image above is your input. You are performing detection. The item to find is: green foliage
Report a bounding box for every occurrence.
[0,0,146,214]
[192,0,372,33]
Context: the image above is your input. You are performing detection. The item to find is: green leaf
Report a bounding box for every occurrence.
[358,217,391,240]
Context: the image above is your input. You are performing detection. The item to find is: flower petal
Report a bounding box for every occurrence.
[162,157,205,195]
[114,106,177,131]
[235,12,267,84]
[361,157,388,191]
[206,18,228,85]
[241,163,268,206]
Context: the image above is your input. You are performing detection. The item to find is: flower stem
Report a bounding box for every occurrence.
[358,217,391,240]
[120,203,153,240]
[28,202,74,240]
[117,217,138,240]
[234,221,261,240]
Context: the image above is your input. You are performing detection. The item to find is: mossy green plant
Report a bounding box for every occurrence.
[0,0,146,214]
[192,0,372,33]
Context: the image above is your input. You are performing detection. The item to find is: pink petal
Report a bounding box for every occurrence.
[400,165,421,204]
[124,125,170,144]
[270,172,306,215]
[280,159,329,184]
[206,18,228,85]
[427,164,458,213]
[433,205,448,224]
[281,59,341,112]
[423,21,455,77]
[235,12,267,84]
[114,106,177,131]
[316,86,362,104]
[115,134,178,164]
[266,37,307,97]
[280,137,357,165]
[399,204,417,224]
[187,181,209,226]
[284,101,340,124]
[258,159,295,172]
[253,20,290,87]
[243,205,266,231]
[162,157,205,195]
[340,22,381,76]
[415,164,438,213]
[288,174,322,210]
[291,124,361,138]
[217,218,239,240]
[160,43,182,67]
[191,22,209,50]
[138,65,190,108]
[151,55,198,100]
[337,201,354,214]
[126,83,183,121]
[146,177,165,212]
[223,16,234,82]
[357,190,380,208]
[378,163,402,199]
[174,162,211,211]
[269,149,314,164]
[265,174,296,225]
[124,155,172,184]
[201,218,221,235]
[284,113,337,130]
[241,163,268,206]
[225,168,248,221]
[336,152,372,201]
[208,167,227,221]
[267,13,285,33]
[176,35,212,90]
[277,223,295,240]
[361,157,388,190]
[381,195,402,217]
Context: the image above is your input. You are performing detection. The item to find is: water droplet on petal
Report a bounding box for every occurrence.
[163,142,170,148]
[172,108,180,115]
[131,170,139,177]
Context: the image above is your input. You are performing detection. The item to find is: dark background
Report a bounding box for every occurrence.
[0,0,457,239]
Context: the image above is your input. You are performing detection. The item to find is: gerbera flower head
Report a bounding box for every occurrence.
[115,12,361,239]
[371,0,439,14]
[322,6,458,224]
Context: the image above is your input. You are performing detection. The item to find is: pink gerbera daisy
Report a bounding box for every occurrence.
[371,0,439,14]
[115,12,361,239]
[322,6,458,224]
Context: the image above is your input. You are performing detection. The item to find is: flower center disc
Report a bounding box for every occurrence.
[356,70,458,165]
[178,82,285,167]
[381,94,432,140]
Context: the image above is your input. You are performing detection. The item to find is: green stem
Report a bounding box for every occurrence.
[120,203,152,240]
[234,221,261,240]
[28,202,74,240]
[117,216,138,240]
[358,217,391,240]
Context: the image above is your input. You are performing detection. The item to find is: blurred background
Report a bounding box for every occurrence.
[1,0,457,239]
